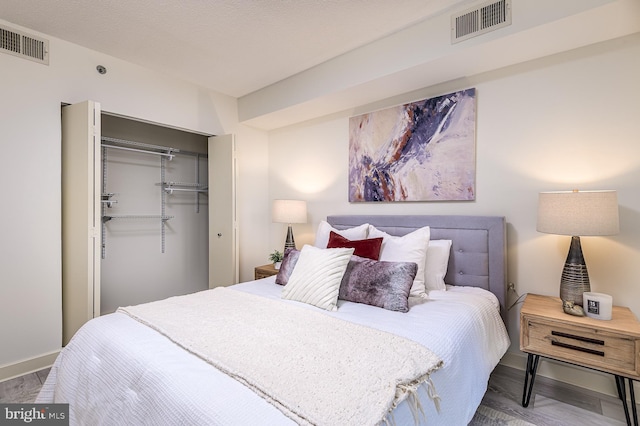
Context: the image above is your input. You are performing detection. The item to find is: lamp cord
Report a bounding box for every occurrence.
[507,283,528,311]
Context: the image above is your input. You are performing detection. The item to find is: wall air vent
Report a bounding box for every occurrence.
[0,25,49,65]
[451,0,511,44]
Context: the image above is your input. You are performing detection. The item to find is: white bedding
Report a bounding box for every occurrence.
[37,277,510,425]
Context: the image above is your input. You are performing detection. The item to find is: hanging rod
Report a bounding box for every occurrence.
[101,137,207,158]
[102,136,179,160]
[102,137,180,153]
[103,214,173,222]
[102,144,178,160]
[157,181,208,194]
[164,187,208,194]
[159,181,206,188]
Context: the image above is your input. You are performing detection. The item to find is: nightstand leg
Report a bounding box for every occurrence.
[629,378,638,426]
[615,375,638,426]
[615,376,631,426]
[522,354,540,408]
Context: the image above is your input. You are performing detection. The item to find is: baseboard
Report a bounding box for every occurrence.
[0,351,60,383]
[500,350,639,399]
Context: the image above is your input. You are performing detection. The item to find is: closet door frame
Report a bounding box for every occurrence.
[62,102,237,344]
[61,101,101,346]
[208,134,238,288]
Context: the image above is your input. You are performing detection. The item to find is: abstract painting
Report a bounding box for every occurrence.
[349,89,476,202]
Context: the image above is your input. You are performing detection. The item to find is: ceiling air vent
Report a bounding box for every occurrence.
[0,25,49,65]
[451,0,511,44]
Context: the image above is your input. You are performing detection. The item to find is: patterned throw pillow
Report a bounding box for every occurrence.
[275,248,301,285]
[339,256,417,312]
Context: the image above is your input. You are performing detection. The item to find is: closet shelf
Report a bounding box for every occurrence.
[159,181,206,187]
[165,187,208,194]
[101,193,117,208]
[102,214,173,222]
[157,181,208,194]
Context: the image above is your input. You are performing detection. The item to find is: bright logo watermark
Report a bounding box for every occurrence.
[1,404,68,425]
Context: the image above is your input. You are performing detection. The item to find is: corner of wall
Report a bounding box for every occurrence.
[0,351,60,383]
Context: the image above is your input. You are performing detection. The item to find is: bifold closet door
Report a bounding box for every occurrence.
[208,134,238,288]
[61,101,101,346]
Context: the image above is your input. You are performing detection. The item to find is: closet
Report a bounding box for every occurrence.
[61,101,237,345]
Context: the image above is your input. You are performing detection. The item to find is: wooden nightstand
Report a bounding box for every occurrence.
[254,264,279,280]
[520,293,640,425]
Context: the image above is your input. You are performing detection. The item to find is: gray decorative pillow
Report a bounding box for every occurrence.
[339,255,417,312]
[275,248,301,285]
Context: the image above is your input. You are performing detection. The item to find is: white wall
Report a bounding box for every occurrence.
[268,33,640,396]
[0,19,270,379]
[235,125,271,280]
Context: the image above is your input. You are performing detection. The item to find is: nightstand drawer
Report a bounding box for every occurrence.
[255,271,274,280]
[523,318,640,377]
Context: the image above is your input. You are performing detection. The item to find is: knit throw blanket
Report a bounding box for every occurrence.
[117,287,443,425]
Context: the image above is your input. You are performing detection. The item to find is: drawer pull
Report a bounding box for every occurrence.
[551,331,604,345]
[551,340,605,356]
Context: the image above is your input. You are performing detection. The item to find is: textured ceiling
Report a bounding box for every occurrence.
[0,0,470,97]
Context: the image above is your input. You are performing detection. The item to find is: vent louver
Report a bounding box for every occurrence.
[0,25,49,65]
[451,0,511,44]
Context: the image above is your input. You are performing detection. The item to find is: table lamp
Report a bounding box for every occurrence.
[272,199,307,251]
[537,190,619,307]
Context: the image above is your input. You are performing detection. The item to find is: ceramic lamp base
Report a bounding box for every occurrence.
[284,225,296,251]
[560,236,590,306]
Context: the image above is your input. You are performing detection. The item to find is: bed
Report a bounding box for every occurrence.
[37,215,510,425]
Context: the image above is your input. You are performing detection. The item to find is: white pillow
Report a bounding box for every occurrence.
[424,240,452,292]
[281,245,354,311]
[313,221,369,248]
[367,225,430,298]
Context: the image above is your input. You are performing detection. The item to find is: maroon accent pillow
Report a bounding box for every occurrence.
[326,231,383,260]
[339,255,417,312]
[274,248,301,285]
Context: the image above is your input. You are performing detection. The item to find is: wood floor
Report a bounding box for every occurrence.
[1,364,638,425]
[0,368,50,404]
[482,364,638,425]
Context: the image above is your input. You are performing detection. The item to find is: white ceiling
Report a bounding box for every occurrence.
[2,0,638,129]
[0,0,471,98]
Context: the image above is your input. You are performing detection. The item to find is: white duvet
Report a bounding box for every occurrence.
[37,278,510,425]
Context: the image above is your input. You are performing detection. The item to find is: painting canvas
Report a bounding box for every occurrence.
[349,89,476,202]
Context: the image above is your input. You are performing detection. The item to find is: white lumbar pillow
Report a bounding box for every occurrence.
[367,225,430,298]
[424,239,452,292]
[281,245,354,311]
[313,221,369,248]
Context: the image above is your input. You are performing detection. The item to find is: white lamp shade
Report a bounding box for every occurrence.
[537,190,619,236]
[272,199,307,224]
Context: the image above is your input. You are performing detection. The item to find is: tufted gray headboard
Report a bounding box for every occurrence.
[327,215,507,321]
